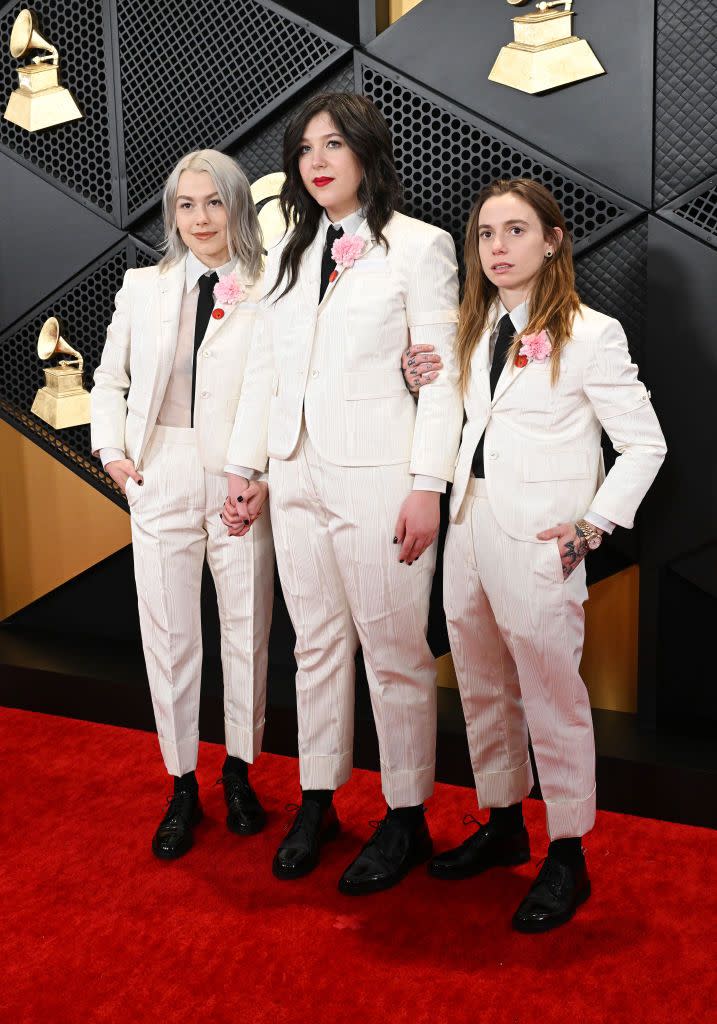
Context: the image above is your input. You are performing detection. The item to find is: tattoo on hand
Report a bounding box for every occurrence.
[561,535,589,579]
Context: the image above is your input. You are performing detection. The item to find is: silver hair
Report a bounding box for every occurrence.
[159,149,263,280]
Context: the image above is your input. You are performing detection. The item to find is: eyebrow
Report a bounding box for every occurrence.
[299,132,343,143]
[176,192,220,201]
[478,219,530,229]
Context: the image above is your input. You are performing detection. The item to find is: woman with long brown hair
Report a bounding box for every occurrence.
[404,178,665,931]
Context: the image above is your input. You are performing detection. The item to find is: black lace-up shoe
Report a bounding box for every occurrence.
[219,772,266,836]
[151,788,202,860]
[272,801,340,880]
[428,818,530,880]
[512,855,591,933]
[338,814,433,895]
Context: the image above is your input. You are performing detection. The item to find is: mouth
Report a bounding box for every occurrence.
[193,232,216,241]
[491,262,514,273]
[312,177,334,188]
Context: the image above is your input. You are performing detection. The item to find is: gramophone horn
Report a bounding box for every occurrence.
[10,10,58,63]
[37,317,82,365]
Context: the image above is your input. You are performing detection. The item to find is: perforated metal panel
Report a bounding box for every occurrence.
[358,55,640,265]
[654,0,717,206]
[0,240,158,505]
[661,178,717,250]
[132,59,356,254]
[116,0,348,219]
[575,219,648,369]
[0,0,119,219]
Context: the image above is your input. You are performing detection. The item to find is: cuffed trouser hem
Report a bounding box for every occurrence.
[225,719,265,764]
[159,732,200,778]
[474,758,534,810]
[299,751,353,792]
[382,762,435,809]
[546,786,596,840]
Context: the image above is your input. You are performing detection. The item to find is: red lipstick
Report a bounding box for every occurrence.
[312,177,334,187]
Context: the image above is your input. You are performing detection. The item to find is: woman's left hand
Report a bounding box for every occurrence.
[402,344,443,393]
[537,522,592,580]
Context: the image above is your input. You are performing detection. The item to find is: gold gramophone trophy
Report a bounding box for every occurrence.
[3,10,82,131]
[31,317,91,429]
[251,172,288,251]
[489,0,605,95]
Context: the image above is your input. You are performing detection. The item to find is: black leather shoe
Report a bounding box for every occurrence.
[219,772,266,836]
[151,788,202,860]
[272,802,340,880]
[428,821,530,880]
[338,814,433,895]
[512,856,591,933]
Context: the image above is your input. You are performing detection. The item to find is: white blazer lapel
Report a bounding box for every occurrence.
[318,218,377,314]
[151,258,185,402]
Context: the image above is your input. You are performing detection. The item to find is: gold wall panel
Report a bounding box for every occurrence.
[0,419,131,620]
[377,0,423,30]
[436,565,639,714]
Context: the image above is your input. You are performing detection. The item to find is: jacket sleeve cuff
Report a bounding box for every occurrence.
[584,509,616,535]
[412,474,447,493]
[100,447,126,468]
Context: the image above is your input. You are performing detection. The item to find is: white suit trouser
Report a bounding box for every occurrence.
[127,426,274,776]
[269,431,438,808]
[444,478,596,840]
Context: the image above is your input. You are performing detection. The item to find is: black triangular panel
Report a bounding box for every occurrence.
[0,0,122,223]
[116,0,351,222]
[659,176,717,251]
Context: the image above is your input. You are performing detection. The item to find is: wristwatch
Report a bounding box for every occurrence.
[575,519,603,550]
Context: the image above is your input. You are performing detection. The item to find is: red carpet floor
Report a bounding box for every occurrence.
[1,708,716,1024]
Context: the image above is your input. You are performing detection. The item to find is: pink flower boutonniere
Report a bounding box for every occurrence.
[331,234,365,271]
[516,329,551,367]
[213,272,248,306]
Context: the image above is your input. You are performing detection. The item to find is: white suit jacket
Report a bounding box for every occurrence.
[227,211,463,480]
[450,303,667,540]
[91,258,263,475]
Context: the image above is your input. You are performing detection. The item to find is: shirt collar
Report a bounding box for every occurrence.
[185,250,238,294]
[320,208,365,238]
[495,298,530,336]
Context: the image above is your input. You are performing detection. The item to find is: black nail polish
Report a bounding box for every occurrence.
[393,536,398,543]
[399,559,404,564]
[138,480,143,486]
[237,496,243,502]
[244,519,250,525]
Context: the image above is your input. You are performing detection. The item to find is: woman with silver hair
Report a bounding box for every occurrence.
[91,149,274,859]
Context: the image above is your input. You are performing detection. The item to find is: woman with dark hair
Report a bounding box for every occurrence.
[404,178,666,931]
[223,93,463,893]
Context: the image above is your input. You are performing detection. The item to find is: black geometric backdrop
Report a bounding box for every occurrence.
[1,0,715,732]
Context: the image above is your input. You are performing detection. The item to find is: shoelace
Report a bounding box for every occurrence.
[462,813,485,829]
[160,792,195,830]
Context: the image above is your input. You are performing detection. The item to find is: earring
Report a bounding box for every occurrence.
[545,250,553,258]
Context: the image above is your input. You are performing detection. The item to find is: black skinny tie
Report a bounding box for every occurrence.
[319,224,344,303]
[471,313,515,479]
[191,271,218,426]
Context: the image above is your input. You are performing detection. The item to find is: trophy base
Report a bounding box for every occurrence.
[489,38,605,95]
[31,386,90,429]
[4,86,82,131]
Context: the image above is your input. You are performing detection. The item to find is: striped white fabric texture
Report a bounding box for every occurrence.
[269,431,438,808]
[444,479,596,840]
[127,425,274,776]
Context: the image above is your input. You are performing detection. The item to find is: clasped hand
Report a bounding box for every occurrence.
[221,474,269,537]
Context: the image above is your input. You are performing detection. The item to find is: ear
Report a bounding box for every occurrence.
[550,226,564,251]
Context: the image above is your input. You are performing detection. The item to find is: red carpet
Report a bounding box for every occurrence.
[1,708,716,1024]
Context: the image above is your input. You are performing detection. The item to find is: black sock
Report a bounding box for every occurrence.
[548,837,584,867]
[173,770,198,795]
[489,802,524,834]
[387,804,424,828]
[223,754,248,779]
[302,788,333,811]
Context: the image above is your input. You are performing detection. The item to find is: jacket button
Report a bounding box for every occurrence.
[200,390,210,398]
[488,451,498,459]
[203,350,212,358]
[311,370,319,378]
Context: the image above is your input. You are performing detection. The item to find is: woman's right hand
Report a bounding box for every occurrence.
[105,458,143,495]
[402,344,443,393]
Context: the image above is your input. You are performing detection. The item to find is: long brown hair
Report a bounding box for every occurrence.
[269,93,401,301]
[457,179,580,390]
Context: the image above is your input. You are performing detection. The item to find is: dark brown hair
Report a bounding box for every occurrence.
[269,93,401,300]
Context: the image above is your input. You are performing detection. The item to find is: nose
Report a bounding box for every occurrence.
[491,233,506,255]
[312,149,326,170]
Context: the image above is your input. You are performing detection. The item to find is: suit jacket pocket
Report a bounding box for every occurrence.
[523,449,590,482]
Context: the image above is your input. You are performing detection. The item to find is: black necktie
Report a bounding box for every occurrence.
[471,313,515,479]
[191,271,218,425]
[319,224,344,303]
